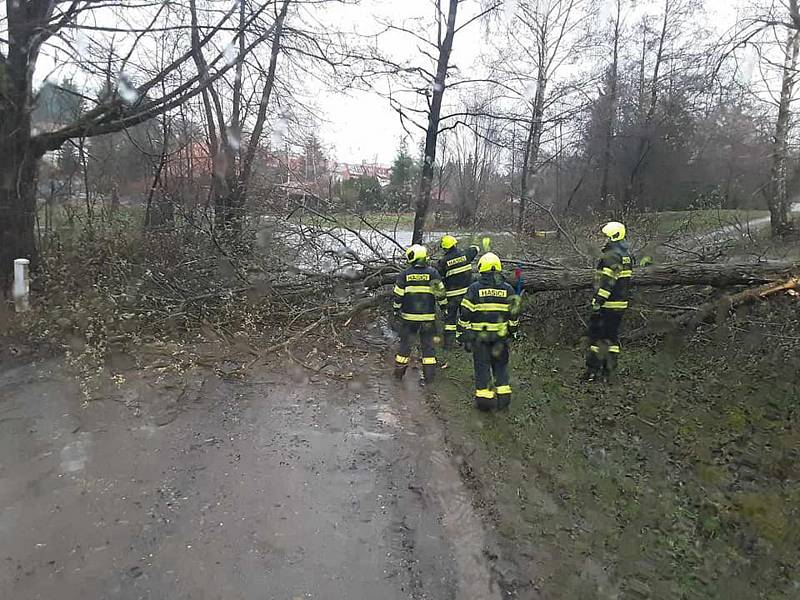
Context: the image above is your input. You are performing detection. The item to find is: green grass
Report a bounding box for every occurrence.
[432,308,799,599]
[645,209,769,236]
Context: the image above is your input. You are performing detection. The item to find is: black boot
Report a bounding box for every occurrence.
[496,394,511,411]
[394,366,407,380]
[443,332,456,350]
[422,365,436,383]
[582,367,600,382]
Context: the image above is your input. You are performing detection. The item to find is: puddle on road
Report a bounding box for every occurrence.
[59,433,92,473]
[394,378,499,599]
[427,448,498,600]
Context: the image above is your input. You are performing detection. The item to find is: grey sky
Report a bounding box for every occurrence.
[324,0,741,165]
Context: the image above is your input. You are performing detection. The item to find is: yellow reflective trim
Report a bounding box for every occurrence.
[395,355,410,364]
[446,264,472,277]
[508,320,519,327]
[475,389,495,399]
[446,287,469,297]
[401,312,436,322]
[467,322,508,334]
[422,357,437,365]
[406,285,434,294]
[597,288,611,299]
[603,301,628,309]
[393,285,405,296]
[599,267,617,279]
[590,345,600,353]
[472,303,509,312]
[444,324,457,331]
[609,345,621,353]
[618,270,632,278]
[461,299,477,311]
[392,303,402,310]
[457,319,470,328]
[496,385,512,395]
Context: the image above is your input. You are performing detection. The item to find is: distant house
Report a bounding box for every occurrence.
[334,162,392,187]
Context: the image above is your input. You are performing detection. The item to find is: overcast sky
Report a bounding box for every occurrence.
[21,0,749,165]
[323,0,742,165]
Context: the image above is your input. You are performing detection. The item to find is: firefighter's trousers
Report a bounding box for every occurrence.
[395,321,438,381]
[586,309,624,376]
[472,340,511,411]
[443,296,464,348]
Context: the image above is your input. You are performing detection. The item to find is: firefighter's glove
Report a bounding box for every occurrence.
[390,312,401,332]
[591,300,602,312]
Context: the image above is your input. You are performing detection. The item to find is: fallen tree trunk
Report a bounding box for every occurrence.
[360,259,800,293]
[677,277,800,329]
[517,260,800,292]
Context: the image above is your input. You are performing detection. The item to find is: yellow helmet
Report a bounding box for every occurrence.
[601,221,626,242]
[406,244,428,263]
[441,235,458,250]
[478,252,502,273]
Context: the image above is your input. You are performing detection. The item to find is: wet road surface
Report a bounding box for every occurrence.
[0,357,499,599]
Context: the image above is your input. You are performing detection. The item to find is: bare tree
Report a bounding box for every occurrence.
[599,0,624,213]
[718,0,800,236]
[498,0,595,231]
[358,0,500,243]
[412,0,461,244]
[768,5,800,236]
[0,0,280,290]
[188,0,291,229]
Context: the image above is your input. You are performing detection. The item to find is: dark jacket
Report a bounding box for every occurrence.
[436,244,480,298]
[592,240,632,311]
[458,272,521,342]
[393,263,447,322]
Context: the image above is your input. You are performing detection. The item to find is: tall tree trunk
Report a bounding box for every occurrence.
[0,2,42,292]
[0,131,39,294]
[769,29,800,238]
[625,0,669,211]
[412,0,459,245]
[599,0,621,213]
[518,71,547,233]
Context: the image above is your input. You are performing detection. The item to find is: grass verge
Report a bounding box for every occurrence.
[433,299,799,599]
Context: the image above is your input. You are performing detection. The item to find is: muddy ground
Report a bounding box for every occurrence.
[0,350,516,600]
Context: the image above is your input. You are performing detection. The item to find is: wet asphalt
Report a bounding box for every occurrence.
[0,357,500,600]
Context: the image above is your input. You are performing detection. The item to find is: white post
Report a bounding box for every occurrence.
[13,258,30,313]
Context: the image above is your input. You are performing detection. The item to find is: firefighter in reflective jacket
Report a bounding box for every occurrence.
[393,244,447,382]
[458,253,521,411]
[436,235,481,348]
[585,221,632,381]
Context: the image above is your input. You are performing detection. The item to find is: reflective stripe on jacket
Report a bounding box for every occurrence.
[393,264,447,322]
[458,273,521,342]
[592,241,632,311]
[436,245,479,297]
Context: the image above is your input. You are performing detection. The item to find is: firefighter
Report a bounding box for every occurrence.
[436,235,481,348]
[393,244,447,382]
[585,221,632,382]
[458,253,521,411]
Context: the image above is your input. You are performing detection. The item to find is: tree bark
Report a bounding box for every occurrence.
[768,29,800,238]
[624,0,669,211]
[599,0,621,213]
[519,29,549,233]
[412,0,459,245]
[516,260,800,292]
[0,0,46,291]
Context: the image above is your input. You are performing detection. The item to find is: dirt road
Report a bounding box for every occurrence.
[0,355,503,600]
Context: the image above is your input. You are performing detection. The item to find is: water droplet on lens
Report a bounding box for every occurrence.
[223,41,237,66]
